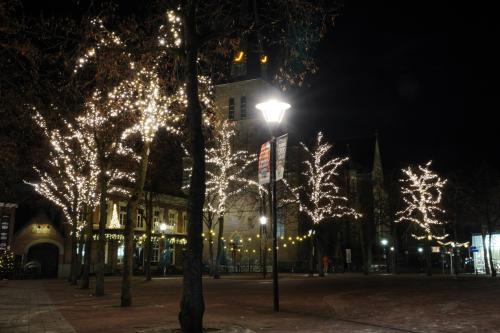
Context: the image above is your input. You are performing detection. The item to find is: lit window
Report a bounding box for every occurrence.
[153,210,160,231]
[228,97,235,120]
[117,245,124,264]
[119,206,127,226]
[152,246,160,263]
[137,209,145,228]
[240,96,247,119]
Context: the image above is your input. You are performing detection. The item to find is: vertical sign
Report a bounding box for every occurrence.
[345,249,352,264]
[276,134,288,181]
[0,214,10,250]
[258,141,271,184]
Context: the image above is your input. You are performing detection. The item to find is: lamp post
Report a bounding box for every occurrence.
[260,216,268,278]
[159,222,167,276]
[380,238,389,273]
[256,98,290,312]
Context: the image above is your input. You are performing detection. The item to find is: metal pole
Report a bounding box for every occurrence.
[270,135,279,312]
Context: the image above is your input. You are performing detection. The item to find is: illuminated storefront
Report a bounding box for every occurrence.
[471,233,500,274]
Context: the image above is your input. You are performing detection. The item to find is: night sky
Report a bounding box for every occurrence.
[291,0,497,174]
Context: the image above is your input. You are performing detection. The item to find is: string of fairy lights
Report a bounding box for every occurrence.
[201,229,314,254]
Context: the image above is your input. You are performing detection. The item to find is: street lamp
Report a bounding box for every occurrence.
[380,238,389,273]
[256,98,290,312]
[159,222,167,276]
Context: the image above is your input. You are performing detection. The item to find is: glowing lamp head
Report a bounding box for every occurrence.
[256,99,291,124]
[417,247,424,253]
[259,216,268,225]
[159,222,167,232]
[380,239,388,246]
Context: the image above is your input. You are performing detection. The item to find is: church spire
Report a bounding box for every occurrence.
[372,130,384,183]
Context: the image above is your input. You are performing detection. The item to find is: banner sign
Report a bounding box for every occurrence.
[0,215,10,250]
[345,248,352,264]
[276,134,288,181]
[258,141,271,184]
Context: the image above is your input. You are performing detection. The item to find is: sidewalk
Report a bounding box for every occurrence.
[0,280,76,333]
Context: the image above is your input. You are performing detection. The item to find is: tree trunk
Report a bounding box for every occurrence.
[308,236,314,277]
[81,206,92,289]
[481,229,490,275]
[76,233,84,279]
[213,214,224,279]
[425,238,432,276]
[207,227,214,275]
[359,220,368,275]
[317,235,325,277]
[121,143,150,307]
[95,172,108,296]
[179,2,206,330]
[70,216,79,285]
[145,192,153,282]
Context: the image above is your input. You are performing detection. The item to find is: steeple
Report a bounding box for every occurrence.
[372,130,384,183]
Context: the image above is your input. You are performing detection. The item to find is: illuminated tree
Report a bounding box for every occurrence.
[117,66,180,307]
[204,121,258,279]
[157,2,339,329]
[396,161,448,276]
[288,132,359,276]
[27,110,99,285]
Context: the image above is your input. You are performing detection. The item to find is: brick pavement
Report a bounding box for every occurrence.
[0,280,76,333]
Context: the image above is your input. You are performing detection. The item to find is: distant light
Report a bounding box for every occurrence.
[260,55,268,64]
[256,99,291,124]
[159,223,167,232]
[260,216,268,225]
[234,51,245,62]
[380,239,388,246]
[418,247,424,253]
[390,247,395,251]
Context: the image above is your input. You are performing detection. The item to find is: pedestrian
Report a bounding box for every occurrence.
[322,255,329,274]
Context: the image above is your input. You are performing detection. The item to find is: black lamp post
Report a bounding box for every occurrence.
[256,99,290,312]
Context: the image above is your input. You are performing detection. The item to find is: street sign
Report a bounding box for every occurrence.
[258,141,271,184]
[276,134,288,181]
[471,248,479,253]
[345,249,352,264]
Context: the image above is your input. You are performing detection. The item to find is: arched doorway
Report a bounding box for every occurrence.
[27,243,59,278]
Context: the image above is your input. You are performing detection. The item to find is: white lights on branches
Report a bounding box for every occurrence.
[395,161,448,240]
[288,132,360,224]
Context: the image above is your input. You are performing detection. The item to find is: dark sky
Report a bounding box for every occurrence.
[290,0,497,174]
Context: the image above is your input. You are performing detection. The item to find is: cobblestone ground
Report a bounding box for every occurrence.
[2,274,500,333]
[0,280,76,333]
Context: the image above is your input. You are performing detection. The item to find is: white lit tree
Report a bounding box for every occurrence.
[116,66,180,307]
[287,132,360,276]
[72,18,138,296]
[395,161,447,276]
[27,110,99,285]
[198,120,258,279]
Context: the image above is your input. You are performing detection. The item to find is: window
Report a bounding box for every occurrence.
[277,207,285,238]
[137,208,145,229]
[228,97,235,120]
[152,246,160,263]
[117,245,124,264]
[240,96,247,119]
[119,206,127,227]
[153,210,160,231]
[181,212,187,233]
